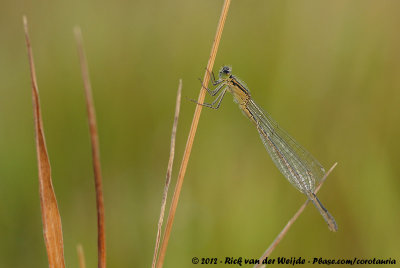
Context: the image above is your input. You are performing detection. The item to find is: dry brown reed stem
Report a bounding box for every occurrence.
[77,244,87,268]
[74,27,107,268]
[156,1,231,267]
[23,15,66,268]
[255,162,338,268]
[152,80,183,268]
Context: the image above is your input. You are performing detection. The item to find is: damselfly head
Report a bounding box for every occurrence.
[219,66,231,79]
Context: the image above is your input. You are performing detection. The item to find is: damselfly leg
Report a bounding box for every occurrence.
[198,78,225,96]
[190,87,227,110]
[205,68,220,86]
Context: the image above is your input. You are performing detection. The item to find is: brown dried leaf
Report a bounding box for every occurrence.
[23,15,66,268]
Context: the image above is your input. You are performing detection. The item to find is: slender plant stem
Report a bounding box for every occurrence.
[156,1,231,267]
[77,244,87,268]
[152,80,183,268]
[255,163,338,268]
[74,27,106,268]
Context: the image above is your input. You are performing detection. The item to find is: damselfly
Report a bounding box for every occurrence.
[196,66,337,232]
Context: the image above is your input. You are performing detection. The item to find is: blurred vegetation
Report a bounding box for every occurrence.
[1,0,399,267]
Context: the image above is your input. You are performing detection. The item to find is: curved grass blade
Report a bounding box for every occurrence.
[23,15,66,268]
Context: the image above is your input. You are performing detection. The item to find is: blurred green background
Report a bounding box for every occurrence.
[1,0,400,267]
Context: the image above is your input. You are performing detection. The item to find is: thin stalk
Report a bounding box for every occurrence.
[156,1,231,267]
[152,80,183,268]
[255,163,338,268]
[77,244,87,268]
[74,27,106,268]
